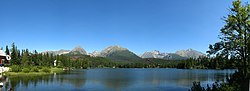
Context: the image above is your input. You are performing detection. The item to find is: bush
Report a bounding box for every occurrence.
[189,81,238,91]
[42,67,51,73]
[10,65,22,72]
[37,66,43,69]
[30,66,39,72]
[22,68,30,73]
[189,82,205,91]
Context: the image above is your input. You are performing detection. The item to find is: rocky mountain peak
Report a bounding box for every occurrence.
[175,48,205,58]
[152,50,161,55]
[89,50,100,57]
[70,46,87,55]
[141,50,167,59]
[103,45,127,53]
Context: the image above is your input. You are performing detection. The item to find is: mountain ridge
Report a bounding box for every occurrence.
[96,45,142,61]
[41,46,87,55]
[41,45,205,61]
[141,49,205,60]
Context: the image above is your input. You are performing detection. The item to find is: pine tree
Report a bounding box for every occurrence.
[10,43,17,65]
[32,50,38,65]
[207,0,250,76]
[5,45,10,55]
[207,0,250,90]
[21,49,29,66]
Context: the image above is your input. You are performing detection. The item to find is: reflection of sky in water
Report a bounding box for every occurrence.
[2,68,236,91]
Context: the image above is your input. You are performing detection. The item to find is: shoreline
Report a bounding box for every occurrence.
[5,67,64,76]
[4,67,237,76]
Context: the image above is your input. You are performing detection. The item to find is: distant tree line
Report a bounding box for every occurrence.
[177,56,237,69]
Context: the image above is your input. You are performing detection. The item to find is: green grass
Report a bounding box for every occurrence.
[6,67,64,76]
[50,67,64,73]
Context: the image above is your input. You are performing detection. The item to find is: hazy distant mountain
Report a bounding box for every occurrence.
[141,50,167,59]
[163,53,188,60]
[68,46,87,55]
[141,50,188,60]
[42,46,87,55]
[98,45,142,61]
[89,50,100,57]
[42,49,70,55]
[141,49,204,60]
[175,48,205,58]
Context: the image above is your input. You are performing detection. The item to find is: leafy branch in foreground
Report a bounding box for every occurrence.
[192,0,250,91]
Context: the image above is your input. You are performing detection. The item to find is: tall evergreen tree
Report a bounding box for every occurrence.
[21,49,29,66]
[207,0,250,75]
[10,43,18,65]
[207,0,250,90]
[32,50,39,65]
[5,45,10,55]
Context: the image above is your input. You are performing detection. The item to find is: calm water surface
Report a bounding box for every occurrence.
[1,68,235,91]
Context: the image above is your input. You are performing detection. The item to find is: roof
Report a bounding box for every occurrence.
[0,50,6,57]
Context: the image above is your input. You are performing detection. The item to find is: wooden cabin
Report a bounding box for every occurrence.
[0,50,9,66]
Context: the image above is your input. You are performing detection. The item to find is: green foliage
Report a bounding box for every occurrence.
[177,56,237,69]
[88,57,115,68]
[10,65,22,72]
[5,45,10,55]
[190,81,239,91]
[144,58,180,68]
[219,84,235,91]
[22,68,30,73]
[10,43,20,65]
[189,82,205,91]
[207,0,250,77]
[30,66,39,72]
[42,67,51,73]
[194,0,250,91]
[21,49,30,66]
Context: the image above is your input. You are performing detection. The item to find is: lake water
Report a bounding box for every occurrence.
[1,68,235,91]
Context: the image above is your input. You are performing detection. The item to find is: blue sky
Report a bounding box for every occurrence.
[0,0,242,54]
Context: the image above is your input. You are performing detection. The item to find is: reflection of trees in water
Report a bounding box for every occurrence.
[86,69,135,91]
[134,69,235,88]
[5,72,87,90]
[0,69,236,90]
[7,75,51,90]
[172,70,234,87]
[100,77,133,91]
[59,71,86,89]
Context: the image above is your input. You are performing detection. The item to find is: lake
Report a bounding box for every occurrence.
[1,68,235,91]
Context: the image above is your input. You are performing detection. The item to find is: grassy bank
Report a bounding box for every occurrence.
[5,67,64,76]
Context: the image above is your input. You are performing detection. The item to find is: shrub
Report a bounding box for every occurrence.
[42,67,51,73]
[10,65,22,72]
[22,68,30,73]
[30,66,39,72]
[37,66,43,69]
[189,82,205,91]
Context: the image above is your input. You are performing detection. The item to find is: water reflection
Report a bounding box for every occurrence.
[0,68,235,91]
[84,69,135,91]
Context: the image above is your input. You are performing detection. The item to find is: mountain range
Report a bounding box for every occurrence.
[141,49,205,60]
[41,46,87,55]
[41,45,205,61]
[89,45,142,62]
